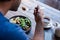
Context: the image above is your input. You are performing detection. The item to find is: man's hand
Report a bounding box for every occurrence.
[32,6,44,40]
[34,6,44,24]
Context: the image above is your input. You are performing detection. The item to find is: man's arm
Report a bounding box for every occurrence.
[32,22,44,40]
[32,6,44,40]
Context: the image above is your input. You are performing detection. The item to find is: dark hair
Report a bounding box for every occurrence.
[0,0,10,2]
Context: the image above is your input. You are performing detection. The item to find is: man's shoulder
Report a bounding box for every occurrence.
[4,21,17,27]
[0,21,29,40]
[3,21,21,31]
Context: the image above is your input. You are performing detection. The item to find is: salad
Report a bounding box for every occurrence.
[10,16,31,34]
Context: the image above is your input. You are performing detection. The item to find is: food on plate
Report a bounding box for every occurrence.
[10,16,31,34]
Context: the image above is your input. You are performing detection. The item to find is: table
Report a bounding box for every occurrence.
[44,28,54,40]
[5,0,60,40]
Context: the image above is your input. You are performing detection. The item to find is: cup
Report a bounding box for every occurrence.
[55,28,60,40]
[43,17,50,27]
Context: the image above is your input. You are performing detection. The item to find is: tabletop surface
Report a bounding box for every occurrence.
[5,0,60,40]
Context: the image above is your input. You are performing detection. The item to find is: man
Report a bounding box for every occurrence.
[0,0,44,40]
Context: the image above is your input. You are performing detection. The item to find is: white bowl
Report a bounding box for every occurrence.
[43,17,52,28]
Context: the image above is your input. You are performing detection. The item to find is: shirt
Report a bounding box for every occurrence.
[0,12,29,40]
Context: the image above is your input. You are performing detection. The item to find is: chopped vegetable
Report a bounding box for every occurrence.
[10,16,31,33]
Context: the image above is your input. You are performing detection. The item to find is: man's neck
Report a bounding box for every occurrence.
[0,2,12,15]
[0,8,8,15]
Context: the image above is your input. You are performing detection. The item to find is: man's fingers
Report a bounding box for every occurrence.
[34,9,38,16]
[34,6,44,20]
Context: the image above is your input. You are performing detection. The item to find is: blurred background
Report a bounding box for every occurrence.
[37,0,60,10]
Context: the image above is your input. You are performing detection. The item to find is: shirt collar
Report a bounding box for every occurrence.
[0,12,9,22]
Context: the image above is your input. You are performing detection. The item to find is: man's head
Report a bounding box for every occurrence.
[0,0,21,11]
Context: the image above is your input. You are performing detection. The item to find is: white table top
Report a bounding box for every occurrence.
[5,0,60,39]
